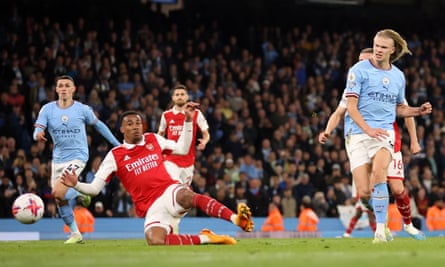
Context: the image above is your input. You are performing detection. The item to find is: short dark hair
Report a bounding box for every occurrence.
[171,84,187,94]
[120,110,143,124]
[55,75,75,85]
[173,84,187,90]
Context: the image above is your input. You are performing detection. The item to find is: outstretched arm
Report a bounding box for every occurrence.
[396,102,432,118]
[61,152,115,195]
[319,105,346,144]
[61,168,106,196]
[94,120,120,146]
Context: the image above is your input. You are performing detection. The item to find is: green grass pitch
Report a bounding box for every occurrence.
[1,237,445,267]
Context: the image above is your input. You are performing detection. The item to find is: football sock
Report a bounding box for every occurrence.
[394,189,412,225]
[58,204,79,233]
[58,189,80,233]
[371,183,389,224]
[345,216,359,234]
[192,194,234,221]
[369,213,377,232]
[164,234,201,245]
[65,188,80,208]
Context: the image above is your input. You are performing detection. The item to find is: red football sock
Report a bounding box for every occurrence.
[164,234,201,245]
[345,216,358,234]
[369,220,377,232]
[395,189,412,225]
[192,194,234,221]
[367,211,376,231]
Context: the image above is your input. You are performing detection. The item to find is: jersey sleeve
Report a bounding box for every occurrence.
[338,90,347,109]
[197,110,209,131]
[76,151,117,195]
[158,113,167,133]
[155,121,193,155]
[155,133,177,151]
[83,103,99,125]
[345,65,363,99]
[94,151,118,183]
[33,103,49,140]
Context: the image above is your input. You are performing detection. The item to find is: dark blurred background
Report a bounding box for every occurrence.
[1,0,444,56]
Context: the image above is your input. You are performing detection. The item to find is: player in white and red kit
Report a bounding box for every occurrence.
[158,84,210,186]
[343,179,377,237]
[61,105,254,245]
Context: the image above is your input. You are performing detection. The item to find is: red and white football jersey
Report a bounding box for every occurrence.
[159,108,208,167]
[108,133,178,217]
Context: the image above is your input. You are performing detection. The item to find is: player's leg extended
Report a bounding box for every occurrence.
[387,150,425,240]
[52,162,86,244]
[143,185,237,246]
[144,226,236,246]
[348,135,373,210]
[370,148,391,243]
[343,206,364,237]
[53,180,83,244]
[352,164,372,210]
[174,185,254,232]
[388,179,426,240]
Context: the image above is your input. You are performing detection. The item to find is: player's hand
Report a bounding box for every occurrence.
[365,128,389,141]
[184,102,199,121]
[197,138,207,150]
[410,142,422,154]
[60,169,78,188]
[419,102,432,115]
[36,131,47,142]
[318,131,329,144]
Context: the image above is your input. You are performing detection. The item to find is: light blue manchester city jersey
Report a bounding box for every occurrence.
[34,101,98,163]
[344,59,405,136]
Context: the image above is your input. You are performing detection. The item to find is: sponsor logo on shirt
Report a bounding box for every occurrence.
[125,154,159,175]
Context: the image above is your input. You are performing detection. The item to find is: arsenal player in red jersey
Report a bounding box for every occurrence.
[158,84,210,186]
[61,103,253,245]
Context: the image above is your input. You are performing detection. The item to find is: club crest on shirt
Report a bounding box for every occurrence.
[382,77,390,89]
[61,115,69,123]
[146,143,154,151]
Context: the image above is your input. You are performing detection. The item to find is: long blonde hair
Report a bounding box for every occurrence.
[375,29,412,63]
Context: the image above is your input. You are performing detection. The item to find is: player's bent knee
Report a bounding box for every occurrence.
[145,232,165,246]
[358,190,370,199]
[176,188,194,209]
[52,180,69,200]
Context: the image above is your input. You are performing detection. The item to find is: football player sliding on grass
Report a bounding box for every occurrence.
[62,103,254,245]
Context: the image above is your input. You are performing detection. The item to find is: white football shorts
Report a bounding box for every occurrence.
[143,183,190,234]
[346,130,395,171]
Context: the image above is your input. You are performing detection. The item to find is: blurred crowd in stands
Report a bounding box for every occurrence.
[1,3,445,224]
